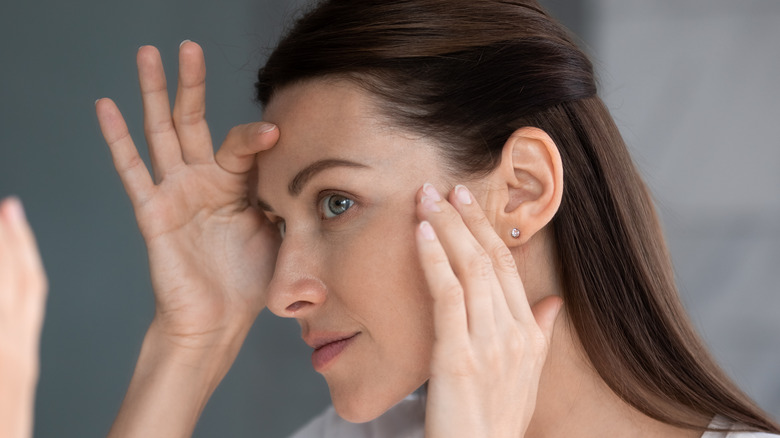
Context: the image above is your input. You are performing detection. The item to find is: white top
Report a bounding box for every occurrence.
[702,416,780,438]
[290,394,425,438]
[290,397,779,438]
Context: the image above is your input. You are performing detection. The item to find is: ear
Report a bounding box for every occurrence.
[485,127,563,246]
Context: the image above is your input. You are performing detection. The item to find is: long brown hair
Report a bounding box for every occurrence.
[255,0,780,433]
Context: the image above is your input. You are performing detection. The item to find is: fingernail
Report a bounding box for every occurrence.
[4,197,26,224]
[421,196,441,212]
[180,39,192,47]
[455,185,472,205]
[419,221,436,241]
[422,183,441,202]
[258,123,277,134]
[94,98,102,106]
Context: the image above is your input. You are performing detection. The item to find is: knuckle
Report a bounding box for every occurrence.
[106,128,132,146]
[173,107,206,126]
[468,212,492,230]
[445,347,478,377]
[119,155,146,173]
[437,282,464,305]
[491,245,518,275]
[505,331,526,356]
[145,119,175,135]
[465,251,493,280]
[481,341,502,364]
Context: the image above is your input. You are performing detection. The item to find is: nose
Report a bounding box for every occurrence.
[265,236,327,318]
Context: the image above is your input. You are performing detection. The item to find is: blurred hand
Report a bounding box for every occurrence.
[415,183,562,438]
[0,197,48,438]
[95,41,281,353]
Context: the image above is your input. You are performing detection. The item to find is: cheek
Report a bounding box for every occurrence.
[331,202,435,351]
[362,209,434,343]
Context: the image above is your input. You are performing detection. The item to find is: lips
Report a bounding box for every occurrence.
[305,332,360,372]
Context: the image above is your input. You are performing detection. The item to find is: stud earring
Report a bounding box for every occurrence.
[511,228,521,239]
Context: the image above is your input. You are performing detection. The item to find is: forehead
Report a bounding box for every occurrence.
[256,79,442,191]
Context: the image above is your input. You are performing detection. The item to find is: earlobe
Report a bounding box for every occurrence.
[490,127,563,246]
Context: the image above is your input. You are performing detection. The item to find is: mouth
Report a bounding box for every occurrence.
[306,332,360,372]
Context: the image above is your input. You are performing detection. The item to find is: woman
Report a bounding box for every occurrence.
[95,0,780,436]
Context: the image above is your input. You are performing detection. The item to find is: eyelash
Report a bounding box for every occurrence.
[273,191,357,239]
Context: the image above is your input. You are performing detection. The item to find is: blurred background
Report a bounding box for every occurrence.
[0,0,777,436]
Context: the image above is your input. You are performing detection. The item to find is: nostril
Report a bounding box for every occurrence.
[286,301,308,313]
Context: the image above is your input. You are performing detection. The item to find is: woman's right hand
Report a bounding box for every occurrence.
[96,41,280,353]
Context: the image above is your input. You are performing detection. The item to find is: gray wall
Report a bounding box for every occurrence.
[594,0,780,418]
[1,1,329,436]
[0,1,776,437]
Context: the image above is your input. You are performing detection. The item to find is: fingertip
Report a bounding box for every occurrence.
[454,184,473,205]
[418,220,437,242]
[178,39,203,58]
[258,122,277,135]
[5,196,26,224]
[136,45,161,65]
[533,295,564,337]
[94,97,114,114]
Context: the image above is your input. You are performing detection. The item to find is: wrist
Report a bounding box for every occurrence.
[142,319,250,383]
[108,322,252,438]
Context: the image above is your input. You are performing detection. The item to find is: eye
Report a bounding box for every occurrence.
[276,220,286,239]
[320,194,355,219]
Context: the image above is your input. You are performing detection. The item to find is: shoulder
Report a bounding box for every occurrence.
[701,416,780,438]
[288,394,425,438]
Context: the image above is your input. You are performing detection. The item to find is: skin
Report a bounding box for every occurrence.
[95,41,707,437]
[256,80,441,421]
[0,197,48,438]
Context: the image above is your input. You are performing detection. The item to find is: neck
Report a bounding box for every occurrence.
[525,313,705,438]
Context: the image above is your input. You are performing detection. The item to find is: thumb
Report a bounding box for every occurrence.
[215,122,279,174]
[531,295,563,342]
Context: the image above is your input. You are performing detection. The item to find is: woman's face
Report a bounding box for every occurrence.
[256,79,449,422]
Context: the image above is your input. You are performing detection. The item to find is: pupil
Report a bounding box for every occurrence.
[329,196,350,214]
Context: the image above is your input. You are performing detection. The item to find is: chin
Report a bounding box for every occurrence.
[328,381,412,424]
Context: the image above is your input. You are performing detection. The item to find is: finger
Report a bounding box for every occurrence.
[417,183,498,337]
[137,45,183,180]
[448,184,534,326]
[0,198,47,311]
[531,295,563,343]
[415,220,469,345]
[3,198,47,298]
[0,205,13,299]
[95,98,156,206]
[173,40,213,164]
[215,122,279,174]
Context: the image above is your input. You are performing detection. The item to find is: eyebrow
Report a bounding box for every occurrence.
[288,159,369,196]
[256,158,370,212]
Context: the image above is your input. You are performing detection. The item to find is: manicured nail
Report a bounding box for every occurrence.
[422,183,441,202]
[421,196,441,212]
[180,39,192,47]
[455,185,472,205]
[419,221,436,241]
[4,197,26,224]
[258,123,277,134]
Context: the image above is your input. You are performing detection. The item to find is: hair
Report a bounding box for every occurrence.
[255,0,780,433]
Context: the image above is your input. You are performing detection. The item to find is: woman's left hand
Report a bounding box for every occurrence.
[415,183,562,438]
[0,197,48,438]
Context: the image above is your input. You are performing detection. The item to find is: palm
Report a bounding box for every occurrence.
[96,42,280,345]
[142,165,278,339]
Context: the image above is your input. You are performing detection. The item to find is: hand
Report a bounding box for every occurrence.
[415,184,562,438]
[0,197,47,438]
[95,41,281,352]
